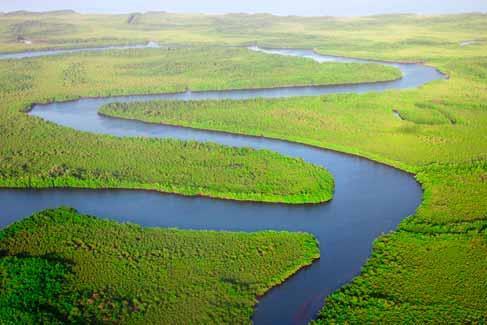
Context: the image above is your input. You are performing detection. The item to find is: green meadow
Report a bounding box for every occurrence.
[0,11,486,323]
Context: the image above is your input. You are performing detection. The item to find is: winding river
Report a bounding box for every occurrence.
[0,44,445,324]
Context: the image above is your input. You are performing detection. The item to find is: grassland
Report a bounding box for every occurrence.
[0,11,486,54]
[0,207,319,323]
[0,11,486,323]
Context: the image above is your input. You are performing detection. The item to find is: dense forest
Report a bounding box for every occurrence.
[0,207,319,323]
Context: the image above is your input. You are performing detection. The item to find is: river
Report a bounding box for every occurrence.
[0,44,445,324]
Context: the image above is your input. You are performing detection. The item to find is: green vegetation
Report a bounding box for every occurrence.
[0,11,486,323]
[2,47,401,92]
[101,80,487,324]
[0,46,350,204]
[1,133,333,204]
[0,207,320,323]
[0,256,75,323]
[90,14,487,323]
[0,11,486,54]
[97,86,487,170]
[312,231,487,324]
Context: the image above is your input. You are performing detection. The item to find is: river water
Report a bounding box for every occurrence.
[0,44,445,324]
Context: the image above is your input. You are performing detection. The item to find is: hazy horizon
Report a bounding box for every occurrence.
[1,0,487,17]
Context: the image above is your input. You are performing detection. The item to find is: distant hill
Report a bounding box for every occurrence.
[5,10,77,16]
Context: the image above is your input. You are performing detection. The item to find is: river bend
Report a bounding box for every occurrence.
[0,44,445,324]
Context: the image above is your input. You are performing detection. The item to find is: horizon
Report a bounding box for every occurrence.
[2,9,487,18]
[1,0,486,17]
